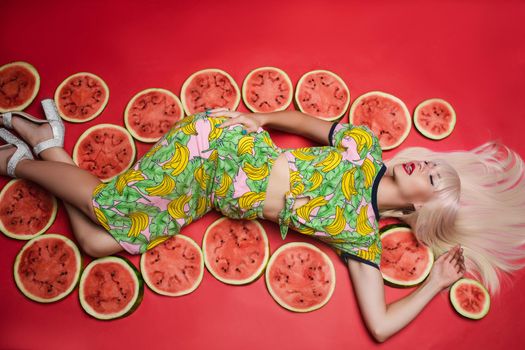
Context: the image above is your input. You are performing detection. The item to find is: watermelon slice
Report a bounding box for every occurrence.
[180,68,240,115]
[0,61,40,112]
[449,278,490,319]
[79,256,144,320]
[265,242,336,312]
[413,98,456,140]
[242,66,293,113]
[54,72,109,123]
[140,234,204,296]
[202,217,269,285]
[13,233,82,303]
[349,91,412,150]
[72,124,136,182]
[0,179,58,240]
[124,88,185,143]
[294,69,350,121]
[380,224,434,287]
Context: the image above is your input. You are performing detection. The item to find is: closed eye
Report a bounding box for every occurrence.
[430,175,434,186]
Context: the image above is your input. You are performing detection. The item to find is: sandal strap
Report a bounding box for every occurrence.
[2,112,13,129]
[38,99,64,154]
[33,138,63,156]
[0,128,34,178]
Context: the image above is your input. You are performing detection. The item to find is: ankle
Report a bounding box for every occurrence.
[40,147,73,164]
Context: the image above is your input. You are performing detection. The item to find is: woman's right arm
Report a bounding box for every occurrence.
[348,244,465,342]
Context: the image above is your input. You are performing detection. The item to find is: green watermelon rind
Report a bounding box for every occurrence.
[241,66,294,113]
[0,61,41,112]
[413,98,457,140]
[449,278,490,320]
[264,241,336,313]
[349,90,412,150]
[294,69,350,122]
[123,87,185,143]
[72,123,137,183]
[139,234,205,297]
[379,225,434,287]
[0,179,58,240]
[13,233,83,303]
[54,72,109,123]
[202,217,270,286]
[180,68,241,116]
[78,256,144,321]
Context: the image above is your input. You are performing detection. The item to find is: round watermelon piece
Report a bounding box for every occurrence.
[180,68,240,115]
[265,242,336,312]
[73,124,136,182]
[242,66,293,113]
[79,256,144,320]
[349,91,412,150]
[294,69,350,121]
[0,179,58,240]
[0,61,40,112]
[414,98,456,140]
[380,224,434,287]
[449,278,490,320]
[202,217,269,285]
[140,234,204,296]
[13,233,82,303]
[124,88,185,143]
[54,72,109,123]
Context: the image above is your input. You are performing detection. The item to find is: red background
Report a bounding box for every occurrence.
[1,0,524,348]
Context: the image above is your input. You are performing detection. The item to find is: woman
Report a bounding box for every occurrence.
[1,100,524,342]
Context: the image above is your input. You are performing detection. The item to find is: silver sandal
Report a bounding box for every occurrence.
[0,128,34,178]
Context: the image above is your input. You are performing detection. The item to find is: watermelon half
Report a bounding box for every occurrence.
[349,91,412,150]
[79,256,144,320]
[380,224,434,287]
[413,98,456,140]
[202,217,269,285]
[72,124,136,182]
[13,233,82,303]
[54,72,109,123]
[449,278,490,320]
[242,66,294,113]
[265,242,336,312]
[294,69,350,121]
[0,61,40,112]
[124,88,185,143]
[180,68,241,115]
[140,234,204,296]
[0,179,58,240]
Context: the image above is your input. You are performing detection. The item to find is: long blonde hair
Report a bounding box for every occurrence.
[381,140,525,296]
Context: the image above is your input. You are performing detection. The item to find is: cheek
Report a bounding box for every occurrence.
[402,175,431,199]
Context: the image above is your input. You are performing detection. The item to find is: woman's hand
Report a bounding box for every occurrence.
[426,244,466,290]
[207,108,263,133]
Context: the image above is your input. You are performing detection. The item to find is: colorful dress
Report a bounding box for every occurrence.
[91,112,386,270]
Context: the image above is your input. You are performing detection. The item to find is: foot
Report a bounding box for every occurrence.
[0,145,16,177]
[0,113,54,151]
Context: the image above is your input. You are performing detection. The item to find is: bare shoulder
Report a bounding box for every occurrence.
[347,258,383,281]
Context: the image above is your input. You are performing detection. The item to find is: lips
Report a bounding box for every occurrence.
[403,162,415,175]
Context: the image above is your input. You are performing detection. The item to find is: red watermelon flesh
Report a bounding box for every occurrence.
[15,235,81,302]
[0,179,57,239]
[82,262,137,315]
[265,243,335,312]
[242,67,293,113]
[0,62,40,112]
[141,234,204,296]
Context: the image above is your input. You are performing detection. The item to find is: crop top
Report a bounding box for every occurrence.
[277,121,387,270]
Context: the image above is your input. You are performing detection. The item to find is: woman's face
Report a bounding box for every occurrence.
[393,160,440,207]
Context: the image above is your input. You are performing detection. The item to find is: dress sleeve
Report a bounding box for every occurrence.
[328,122,381,163]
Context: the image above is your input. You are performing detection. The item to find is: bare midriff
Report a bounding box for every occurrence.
[262,152,310,224]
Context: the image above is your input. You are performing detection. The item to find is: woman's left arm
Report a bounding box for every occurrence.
[348,244,465,342]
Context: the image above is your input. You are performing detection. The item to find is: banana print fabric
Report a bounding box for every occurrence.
[277,122,387,270]
[91,111,283,254]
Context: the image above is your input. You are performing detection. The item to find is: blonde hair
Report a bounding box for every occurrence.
[381,140,525,296]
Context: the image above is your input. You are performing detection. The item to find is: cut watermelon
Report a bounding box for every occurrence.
[242,66,293,113]
[0,179,58,240]
[413,98,456,140]
[349,91,412,150]
[449,278,490,320]
[54,72,109,123]
[0,61,40,112]
[72,124,136,182]
[124,88,185,143]
[202,217,269,285]
[13,233,82,303]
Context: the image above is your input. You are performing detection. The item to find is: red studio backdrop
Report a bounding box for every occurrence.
[1,0,524,349]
